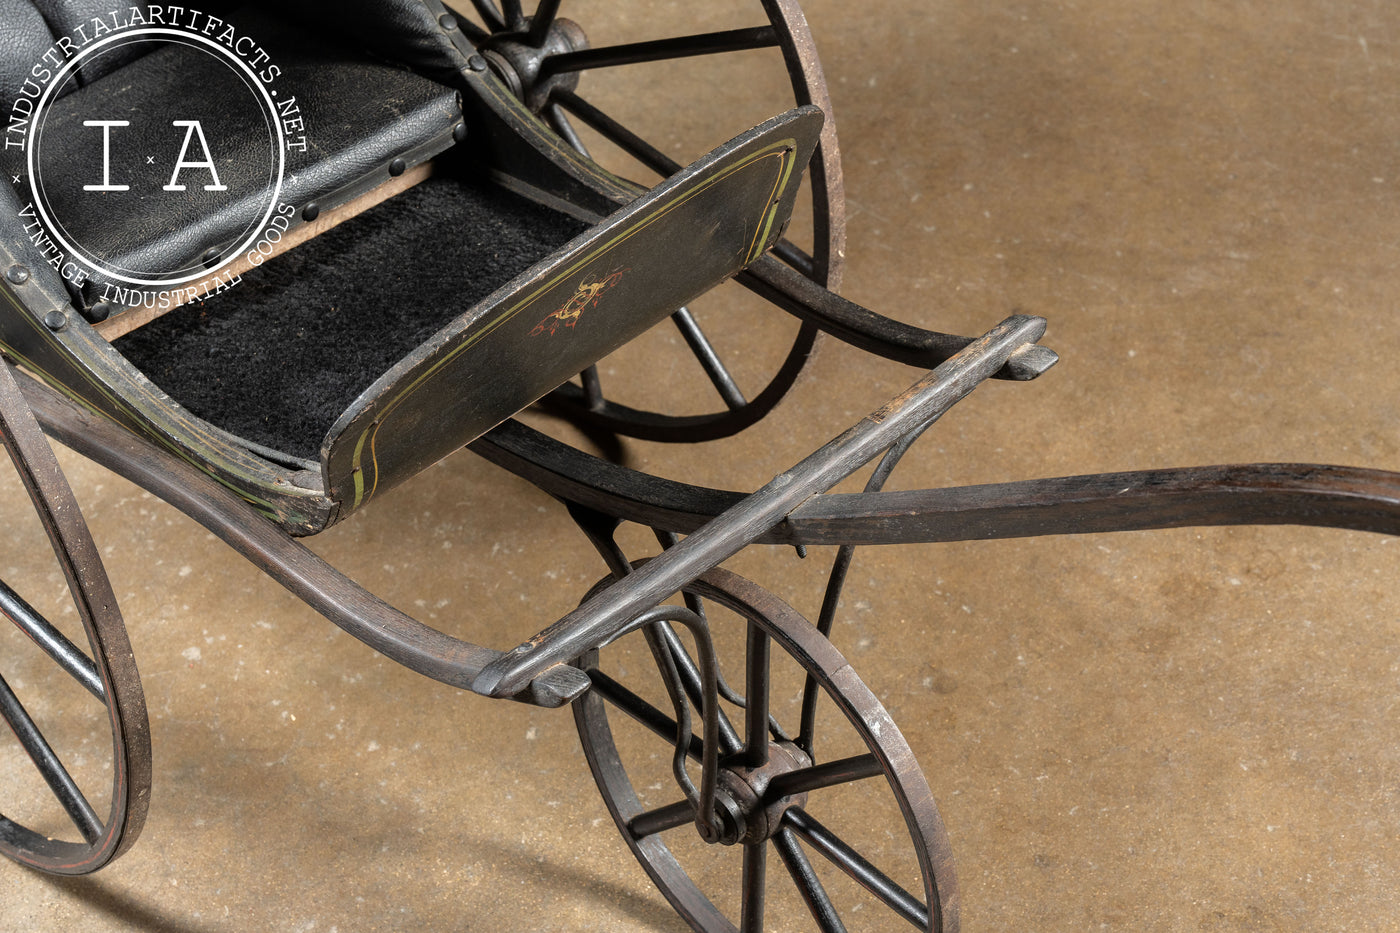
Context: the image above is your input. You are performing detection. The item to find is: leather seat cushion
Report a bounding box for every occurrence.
[4,5,463,312]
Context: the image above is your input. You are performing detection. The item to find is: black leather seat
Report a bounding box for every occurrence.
[1,0,155,103]
[1,1,466,320]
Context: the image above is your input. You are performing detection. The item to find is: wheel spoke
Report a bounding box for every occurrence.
[626,798,695,839]
[0,365,151,874]
[501,0,526,31]
[530,0,846,443]
[741,623,770,768]
[546,102,590,157]
[772,238,817,279]
[672,308,749,411]
[575,569,954,933]
[467,0,505,32]
[784,807,930,930]
[552,89,682,178]
[586,666,704,761]
[765,753,883,800]
[578,365,604,411]
[540,26,780,77]
[0,672,104,843]
[0,578,104,701]
[527,0,563,46]
[774,829,849,933]
[740,841,767,933]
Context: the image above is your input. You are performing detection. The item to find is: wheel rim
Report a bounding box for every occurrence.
[0,362,149,874]
[458,0,846,442]
[574,567,958,932]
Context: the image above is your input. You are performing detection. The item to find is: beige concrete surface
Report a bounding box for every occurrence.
[4,1,1400,930]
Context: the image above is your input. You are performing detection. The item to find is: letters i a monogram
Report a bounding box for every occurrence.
[82,120,228,192]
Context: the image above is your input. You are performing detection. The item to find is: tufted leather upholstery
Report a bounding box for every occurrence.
[29,0,161,84]
[0,0,477,116]
[0,0,53,115]
[0,1,248,114]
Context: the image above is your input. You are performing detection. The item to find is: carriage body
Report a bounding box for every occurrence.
[1,2,1397,931]
[0,2,822,532]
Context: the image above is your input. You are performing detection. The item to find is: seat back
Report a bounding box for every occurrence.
[0,0,182,110]
[1,3,463,322]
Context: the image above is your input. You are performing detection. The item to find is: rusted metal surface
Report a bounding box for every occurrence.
[15,369,588,708]
[575,565,960,932]
[760,0,846,289]
[472,315,1050,700]
[0,359,150,874]
[1,3,1397,930]
[14,308,1052,716]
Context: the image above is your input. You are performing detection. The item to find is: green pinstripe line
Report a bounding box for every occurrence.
[350,428,370,507]
[3,343,286,519]
[478,77,633,199]
[347,141,798,509]
[0,290,299,518]
[746,143,801,264]
[3,342,287,518]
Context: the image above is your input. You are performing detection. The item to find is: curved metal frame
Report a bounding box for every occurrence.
[16,316,1055,708]
[9,310,1400,924]
[17,315,1400,704]
[0,360,150,875]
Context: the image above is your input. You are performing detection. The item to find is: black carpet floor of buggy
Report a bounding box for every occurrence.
[115,173,590,461]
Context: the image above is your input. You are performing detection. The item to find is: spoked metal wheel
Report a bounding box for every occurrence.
[0,362,150,874]
[574,567,958,932]
[455,0,845,442]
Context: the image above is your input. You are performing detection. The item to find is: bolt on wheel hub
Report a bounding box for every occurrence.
[479,17,589,112]
[705,742,812,846]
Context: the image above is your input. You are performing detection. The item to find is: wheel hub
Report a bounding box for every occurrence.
[705,742,811,846]
[479,18,589,112]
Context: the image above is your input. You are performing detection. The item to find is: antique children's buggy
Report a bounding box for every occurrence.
[2,0,1398,929]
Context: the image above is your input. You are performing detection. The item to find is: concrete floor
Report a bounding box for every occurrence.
[5,0,1400,930]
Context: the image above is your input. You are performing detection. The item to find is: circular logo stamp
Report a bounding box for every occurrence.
[6,7,300,311]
